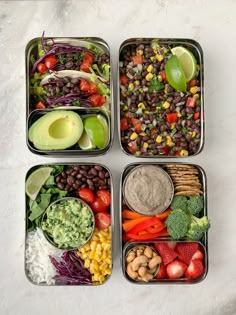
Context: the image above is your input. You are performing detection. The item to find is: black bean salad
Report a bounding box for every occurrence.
[119,39,202,157]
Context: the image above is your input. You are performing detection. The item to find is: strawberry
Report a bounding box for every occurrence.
[154,243,178,265]
[191,249,204,261]
[176,242,199,265]
[185,259,204,279]
[166,260,187,279]
[156,263,167,279]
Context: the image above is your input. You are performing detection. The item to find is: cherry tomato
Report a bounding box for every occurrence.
[97,190,111,207]
[37,63,47,74]
[91,197,108,213]
[95,212,111,230]
[88,81,99,94]
[79,79,90,92]
[45,56,58,69]
[120,75,129,85]
[78,188,95,204]
[120,118,129,131]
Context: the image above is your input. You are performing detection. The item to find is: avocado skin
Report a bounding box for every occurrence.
[28,110,83,150]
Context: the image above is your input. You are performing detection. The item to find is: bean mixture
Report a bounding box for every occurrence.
[56,165,111,192]
[119,41,201,156]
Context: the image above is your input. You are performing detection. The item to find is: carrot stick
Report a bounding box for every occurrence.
[122,209,143,219]
[122,217,153,232]
[155,209,172,220]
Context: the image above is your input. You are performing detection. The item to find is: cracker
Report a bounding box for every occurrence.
[175,191,202,196]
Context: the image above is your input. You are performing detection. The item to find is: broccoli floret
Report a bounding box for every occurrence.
[187,196,204,215]
[170,196,188,211]
[186,215,210,241]
[165,209,191,240]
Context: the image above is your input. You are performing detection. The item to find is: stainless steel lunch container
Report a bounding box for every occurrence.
[25,162,114,286]
[118,38,204,158]
[120,162,208,284]
[26,37,114,156]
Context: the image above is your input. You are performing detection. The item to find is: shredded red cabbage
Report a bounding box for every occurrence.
[50,251,92,285]
[46,93,92,107]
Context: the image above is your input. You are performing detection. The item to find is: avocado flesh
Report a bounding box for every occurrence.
[29,110,83,150]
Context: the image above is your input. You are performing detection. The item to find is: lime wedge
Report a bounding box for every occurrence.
[97,114,109,145]
[78,130,96,150]
[165,55,187,92]
[171,46,197,82]
[84,116,107,149]
[26,167,53,200]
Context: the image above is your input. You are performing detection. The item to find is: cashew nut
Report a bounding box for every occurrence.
[138,266,147,277]
[152,252,158,257]
[132,255,148,271]
[141,273,154,282]
[126,262,138,279]
[126,251,136,263]
[147,267,157,274]
[149,255,162,269]
[144,246,153,258]
[136,249,144,256]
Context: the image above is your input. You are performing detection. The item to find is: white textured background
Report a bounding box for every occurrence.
[0,0,236,314]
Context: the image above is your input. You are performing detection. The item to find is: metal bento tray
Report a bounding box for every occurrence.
[120,162,208,284]
[118,38,204,158]
[26,36,113,156]
[25,163,113,286]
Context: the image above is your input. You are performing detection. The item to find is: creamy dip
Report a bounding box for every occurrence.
[124,165,174,215]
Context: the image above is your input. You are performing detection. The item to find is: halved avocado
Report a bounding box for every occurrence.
[29,110,83,150]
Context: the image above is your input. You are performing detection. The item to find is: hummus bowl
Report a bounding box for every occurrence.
[123,165,174,216]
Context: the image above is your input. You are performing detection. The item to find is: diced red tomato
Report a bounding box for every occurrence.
[77,188,95,204]
[186,97,196,108]
[95,212,111,230]
[79,79,90,92]
[166,113,178,123]
[131,118,142,133]
[88,94,105,107]
[189,79,196,87]
[162,146,170,156]
[80,62,91,73]
[120,118,129,131]
[91,197,108,213]
[128,140,138,154]
[37,63,47,74]
[88,81,99,94]
[44,56,57,69]
[83,52,94,64]
[35,101,46,109]
[120,75,129,85]
[160,71,167,82]
[151,128,157,135]
[97,190,111,208]
[132,55,143,65]
[193,112,200,120]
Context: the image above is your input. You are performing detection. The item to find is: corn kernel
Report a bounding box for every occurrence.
[147,65,153,73]
[190,86,200,94]
[163,101,170,109]
[170,123,176,129]
[143,142,148,149]
[193,93,199,99]
[191,131,196,138]
[128,83,134,91]
[144,110,150,114]
[180,149,189,156]
[138,102,145,109]
[130,132,138,140]
[163,47,168,54]
[156,135,162,143]
[139,132,146,136]
[150,56,155,61]
[137,49,143,55]
[177,112,182,118]
[156,54,163,62]
[145,73,153,81]
[157,74,162,82]
[134,80,140,86]
[166,136,174,147]
[84,259,90,268]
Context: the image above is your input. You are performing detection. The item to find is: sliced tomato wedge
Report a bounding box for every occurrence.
[88,94,102,107]
[83,52,94,64]
[80,62,91,73]
[77,188,95,204]
[97,190,111,207]
[35,101,46,109]
[95,212,111,230]
[88,81,99,94]
[79,79,90,92]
